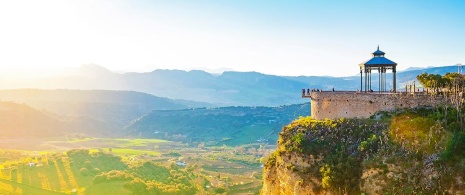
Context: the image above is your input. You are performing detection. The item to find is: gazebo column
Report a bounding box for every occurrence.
[378,67,381,93]
[380,68,382,92]
[364,68,366,92]
[393,67,396,92]
[365,68,368,92]
[369,69,372,91]
[381,68,384,92]
[360,69,363,91]
[367,68,369,91]
[383,68,387,92]
[383,68,386,92]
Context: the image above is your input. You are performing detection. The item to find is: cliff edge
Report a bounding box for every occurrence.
[262,108,465,194]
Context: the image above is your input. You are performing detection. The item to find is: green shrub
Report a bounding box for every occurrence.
[264,151,277,168]
[390,113,448,154]
[441,132,465,161]
[80,167,89,176]
[92,170,133,184]
[124,178,148,194]
[164,150,182,157]
[320,149,362,194]
[214,187,226,194]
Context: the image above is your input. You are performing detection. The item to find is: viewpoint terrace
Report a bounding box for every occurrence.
[303,47,443,120]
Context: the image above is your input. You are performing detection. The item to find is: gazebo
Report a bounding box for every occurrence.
[359,46,397,92]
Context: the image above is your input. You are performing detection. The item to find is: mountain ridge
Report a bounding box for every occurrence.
[0,101,113,137]
[0,64,460,106]
[0,89,212,128]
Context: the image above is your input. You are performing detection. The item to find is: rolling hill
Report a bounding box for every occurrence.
[124,103,310,146]
[0,101,113,137]
[0,89,211,128]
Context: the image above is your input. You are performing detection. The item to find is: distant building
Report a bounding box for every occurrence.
[176,161,187,166]
[256,138,268,142]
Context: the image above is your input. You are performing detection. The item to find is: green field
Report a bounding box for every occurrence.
[0,137,268,194]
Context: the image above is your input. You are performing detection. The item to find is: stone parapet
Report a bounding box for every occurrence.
[310,91,444,120]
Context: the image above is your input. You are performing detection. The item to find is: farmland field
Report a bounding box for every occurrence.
[0,136,271,194]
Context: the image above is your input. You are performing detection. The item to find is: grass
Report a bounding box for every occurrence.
[88,149,100,154]
[85,181,132,195]
[389,113,450,154]
[110,148,161,156]
[37,138,170,153]
[113,138,169,147]
[80,138,169,148]
[0,178,65,195]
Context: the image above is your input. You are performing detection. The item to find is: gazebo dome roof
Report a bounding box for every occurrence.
[364,57,397,66]
[361,46,397,66]
[373,49,385,56]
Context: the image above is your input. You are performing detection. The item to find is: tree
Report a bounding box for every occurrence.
[443,72,465,89]
[417,72,465,130]
[416,73,444,92]
[234,146,245,154]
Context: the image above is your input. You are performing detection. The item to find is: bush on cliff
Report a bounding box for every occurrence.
[275,116,382,193]
[265,106,465,194]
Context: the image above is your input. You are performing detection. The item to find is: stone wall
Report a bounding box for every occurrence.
[310,92,444,120]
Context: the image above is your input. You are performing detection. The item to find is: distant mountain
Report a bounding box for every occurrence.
[125,103,310,146]
[0,89,211,127]
[0,64,460,106]
[402,67,427,72]
[0,101,113,137]
[0,65,310,106]
[117,69,311,106]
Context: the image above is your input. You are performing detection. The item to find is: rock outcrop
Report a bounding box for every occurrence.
[262,112,465,194]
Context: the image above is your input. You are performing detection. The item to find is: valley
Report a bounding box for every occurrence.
[0,94,304,194]
[0,136,270,194]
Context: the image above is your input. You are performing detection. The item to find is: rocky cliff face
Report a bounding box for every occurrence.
[262,112,465,194]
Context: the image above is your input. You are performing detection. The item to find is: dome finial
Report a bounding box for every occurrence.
[377,45,379,50]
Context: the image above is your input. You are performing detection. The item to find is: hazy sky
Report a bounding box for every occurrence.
[0,0,464,77]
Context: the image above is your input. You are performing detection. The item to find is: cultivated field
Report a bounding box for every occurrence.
[0,136,270,194]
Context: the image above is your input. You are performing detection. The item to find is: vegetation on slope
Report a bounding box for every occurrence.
[0,137,268,194]
[0,101,115,137]
[0,149,201,194]
[126,103,310,146]
[265,106,465,194]
[0,89,206,128]
[0,101,67,137]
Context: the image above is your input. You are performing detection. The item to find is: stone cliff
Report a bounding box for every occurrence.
[262,109,465,194]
